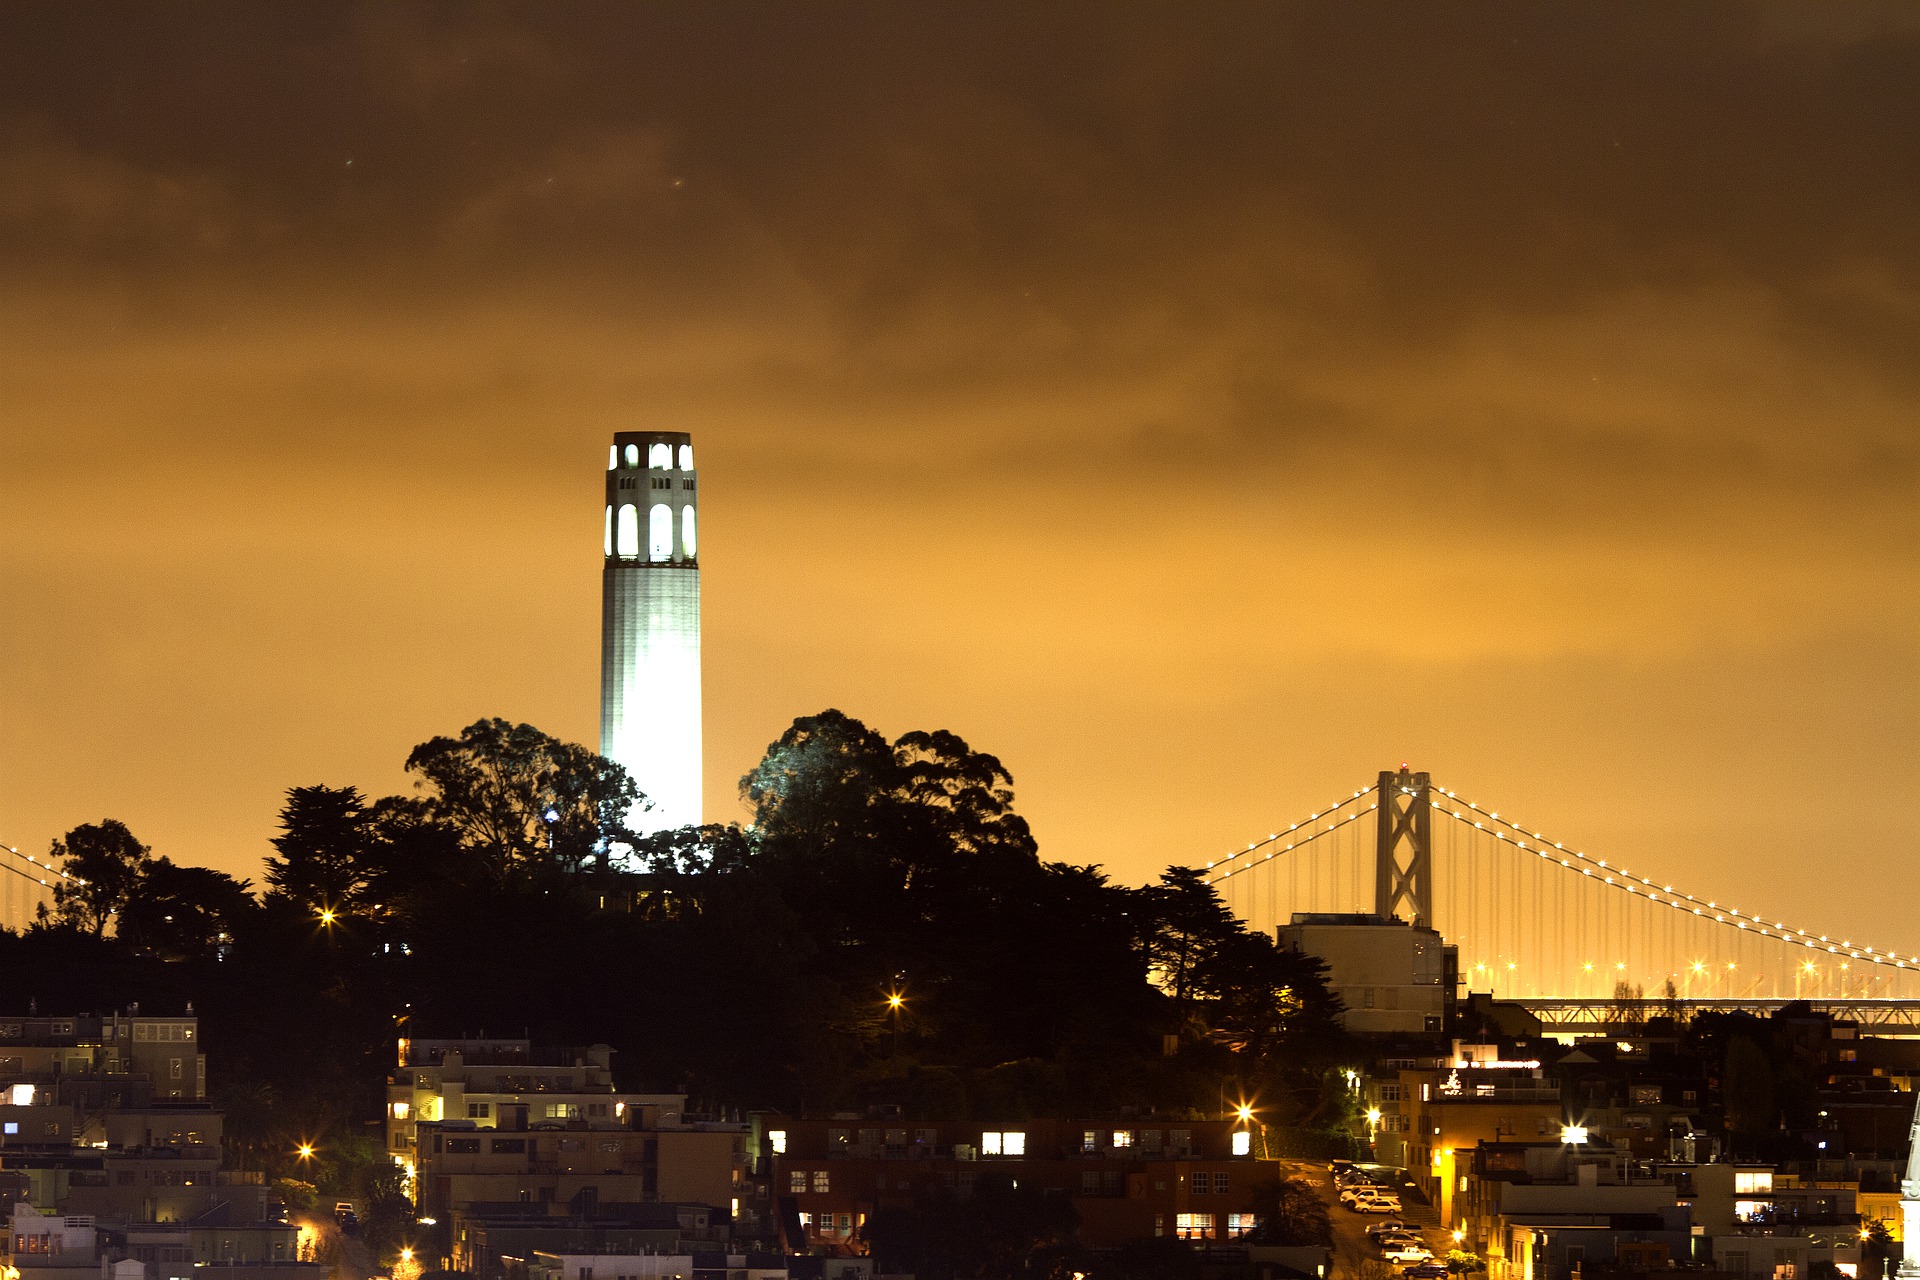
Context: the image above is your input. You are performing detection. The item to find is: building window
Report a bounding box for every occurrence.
[1228,1213,1259,1239]
[648,443,672,468]
[1192,1174,1206,1195]
[812,1171,830,1193]
[1176,1213,1214,1240]
[391,1102,409,1120]
[616,504,639,557]
[982,1131,1025,1156]
[789,1171,807,1193]
[678,445,694,470]
[1082,1172,1100,1194]
[545,1103,580,1120]
[1113,1130,1133,1148]
[1082,1130,1099,1153]
[468,1103,490,1118]
[490,1139,525,1153]
[444,1138,480,1154]
[604,505,613,556]
[769,1130,787,1154]
[1734,1171,1773,1194]
[648,504,673,560]
[609,445,618,471]
[1171,1128,1192,1152]
[1232,1131,1252,1156]
[1213,1172,1230,1193]
[681,506,696,557]
[625,444,640,467]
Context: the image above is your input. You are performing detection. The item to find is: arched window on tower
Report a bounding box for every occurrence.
[678,444,694,471]
[604,505,613,557]
[624,444,640,468]
[649,443,672,469]
[648,503,673,560]
[616,504,639,558]
[681,506,697,557]
[608,445,618,471]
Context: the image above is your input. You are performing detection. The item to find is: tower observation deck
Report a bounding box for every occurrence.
[601,432,701,837]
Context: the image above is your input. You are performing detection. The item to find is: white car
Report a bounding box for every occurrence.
[1356,1197,1403,1214]
[1383,1245,1434,1265]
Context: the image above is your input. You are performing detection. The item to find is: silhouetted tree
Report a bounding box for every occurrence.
[1246,1172,1334,1246]
[49,819,152,935]
[405,718,643,879]
[268,785,373,911]
[118,858,257,960]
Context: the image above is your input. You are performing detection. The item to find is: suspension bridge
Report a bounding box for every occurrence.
[0,839,74,932]
[1206,767,1920,1018]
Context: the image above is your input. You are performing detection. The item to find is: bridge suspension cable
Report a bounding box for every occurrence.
[1202,784,1378,884]
[1430,789,1918,973]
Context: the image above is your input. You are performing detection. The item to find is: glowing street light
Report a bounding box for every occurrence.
[296,1143,315,1161]
[316,907,337,926]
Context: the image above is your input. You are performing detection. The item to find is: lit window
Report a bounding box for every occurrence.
[681,506,696,557]
[1176,1213,1214,1240]
[789,1171,806,1193]
[982,1132,1002,1156]
[1113,1130,1133,1148]
[812,1171,830,1193]
[1082,1130,1099,1153]
[1735,1171,1773,1194]
[648,504,673,560]
[1004,1131,1025,1156]
[604,505,613,557]
[625,444,640,467]
[616,504,639,558]
[649,443,672,468]
[678,444,693,470]
[769,1130,786,1155]
[390,1102,410,1120]
[1228,1213,1259,1239]
[608,445,618,471]
[1232,1131,1252,1156]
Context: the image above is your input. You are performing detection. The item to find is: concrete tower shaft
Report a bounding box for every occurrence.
[601,431,701,836]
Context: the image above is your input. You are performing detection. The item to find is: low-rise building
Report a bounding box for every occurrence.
[760,1115,1270,1253]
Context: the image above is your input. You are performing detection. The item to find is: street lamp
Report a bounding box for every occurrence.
[296,1142,315,1162]
[1365,1107,1382,1150]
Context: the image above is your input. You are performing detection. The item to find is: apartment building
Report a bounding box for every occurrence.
[759,1115,1272,1253]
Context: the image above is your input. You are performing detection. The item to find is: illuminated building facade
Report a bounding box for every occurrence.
[601,432,701,836]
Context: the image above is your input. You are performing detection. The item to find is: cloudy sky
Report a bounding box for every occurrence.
[2,4,1916,958]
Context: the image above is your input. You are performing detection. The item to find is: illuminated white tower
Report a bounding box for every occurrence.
[601,431,701,836]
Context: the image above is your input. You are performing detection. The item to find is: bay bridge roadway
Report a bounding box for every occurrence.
[1204,767,1920,1009]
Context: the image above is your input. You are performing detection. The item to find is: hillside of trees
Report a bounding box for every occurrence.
[2,710,1361,1197]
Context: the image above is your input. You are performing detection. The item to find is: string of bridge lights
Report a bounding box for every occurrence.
[0,838,85,890]
[1202,784,1379,885]
[1429,789,1914,973]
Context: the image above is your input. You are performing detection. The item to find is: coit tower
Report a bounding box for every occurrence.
[601,432,701,836]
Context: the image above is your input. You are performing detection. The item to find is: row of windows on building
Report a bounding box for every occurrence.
[610,443,694,472]
[771,1126,1235,1156]
[606,504,696,561]
[612,477,696,493]
[1165,1212,1259,1240]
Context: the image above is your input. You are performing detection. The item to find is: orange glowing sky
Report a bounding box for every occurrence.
[2,5,1916,953]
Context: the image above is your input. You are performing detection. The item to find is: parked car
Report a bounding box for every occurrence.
[1383,1244,1434,1264]
[1366,1220,1413,1239]
[1402,1263,1449,1278]
[1356,1196,1403,1214]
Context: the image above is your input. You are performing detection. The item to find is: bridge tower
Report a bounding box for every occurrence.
[1374,766,1432,926]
